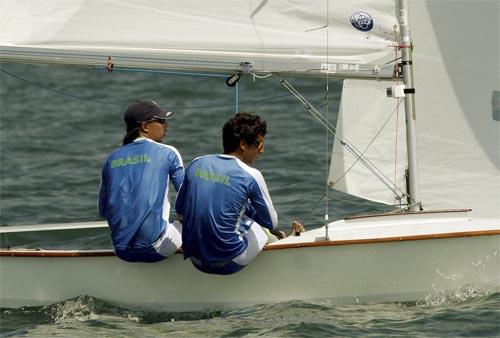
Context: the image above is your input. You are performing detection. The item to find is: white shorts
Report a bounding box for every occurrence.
[232,220,268,266]
[152,220,182,257]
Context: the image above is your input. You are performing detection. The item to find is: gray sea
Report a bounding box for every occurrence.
[1,62,499,337]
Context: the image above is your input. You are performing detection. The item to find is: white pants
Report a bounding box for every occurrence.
[153,220,183,257]
[232,221,268,266]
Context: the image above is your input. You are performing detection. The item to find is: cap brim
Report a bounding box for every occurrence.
[155,110,175,120]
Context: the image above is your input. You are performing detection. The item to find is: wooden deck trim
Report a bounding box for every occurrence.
[1,229,498,257]
[263,229,500,251]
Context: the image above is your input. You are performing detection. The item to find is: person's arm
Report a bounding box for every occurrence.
[174,181,186,220]
[247,171,278,230]
[174,164,190,220]
[169,149,185,192]
[97,163,108,218]
[245,201,284,238]
[267,221,304,239]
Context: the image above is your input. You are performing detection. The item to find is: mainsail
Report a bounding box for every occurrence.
[329,1,500,218]
[0,0,397,76]
[1,0,498,218]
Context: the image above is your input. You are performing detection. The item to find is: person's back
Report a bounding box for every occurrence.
[101,138,182,251]
[99,100,184,262]
[180,154,277,265]
[176,112,284,275]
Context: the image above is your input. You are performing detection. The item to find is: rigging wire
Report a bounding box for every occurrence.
[93,66,228,78]
[324,0,330,238]
[235,82,239,113]
[0,68,125,107]
[393,25,402,206]
[331,98,405,195]
[278,77,405,202]
[0,68,291,110]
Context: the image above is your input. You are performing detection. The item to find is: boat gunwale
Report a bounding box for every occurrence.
[1,228,498,257]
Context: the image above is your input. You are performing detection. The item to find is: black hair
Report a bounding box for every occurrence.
[122,126,140,145]
[222,112,267,153]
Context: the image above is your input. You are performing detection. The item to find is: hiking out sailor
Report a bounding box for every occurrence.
[98,100,184,262]
[175,112,287,275]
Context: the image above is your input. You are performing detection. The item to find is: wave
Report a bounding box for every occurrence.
[2,292,499,336]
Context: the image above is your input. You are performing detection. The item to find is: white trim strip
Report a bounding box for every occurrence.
[0,221,108,234]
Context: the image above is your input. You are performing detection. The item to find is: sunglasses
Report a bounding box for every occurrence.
[142,117,167,125]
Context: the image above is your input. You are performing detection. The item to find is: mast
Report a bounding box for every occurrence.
[397,0,421,210]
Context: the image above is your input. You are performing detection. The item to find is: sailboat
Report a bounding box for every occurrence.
[1,0,498,310]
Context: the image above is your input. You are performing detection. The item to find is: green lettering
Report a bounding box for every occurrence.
[193,168,231,186]
[110,154,150,169]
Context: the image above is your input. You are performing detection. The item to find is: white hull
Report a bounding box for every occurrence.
[1,211,499,311]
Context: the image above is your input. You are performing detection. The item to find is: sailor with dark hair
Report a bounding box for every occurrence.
[176,112,286,275]
[98,100,184,262]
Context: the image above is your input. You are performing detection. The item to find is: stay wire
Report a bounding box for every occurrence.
[331,98,406,199]
[324,0,330,235]
[278,77,405,202]
[393,27,402,205]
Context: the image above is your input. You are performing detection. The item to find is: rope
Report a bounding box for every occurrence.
[1,68,291,110]
[0,68,126,107]
[302,193,325,226]
[93,66,228,78]
[250,73,273,80]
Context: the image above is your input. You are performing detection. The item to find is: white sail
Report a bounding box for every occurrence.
[0,0,398,75]
[329,79,408,207]
[329,0,500,218]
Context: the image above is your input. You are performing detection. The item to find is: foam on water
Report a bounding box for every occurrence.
[420,284,492,307]
[2,291,499,336]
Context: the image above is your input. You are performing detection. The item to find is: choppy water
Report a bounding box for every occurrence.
[1,63,499,337]
[1,292,499,337]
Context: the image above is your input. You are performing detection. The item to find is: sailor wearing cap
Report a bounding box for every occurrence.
[98,100,184,262]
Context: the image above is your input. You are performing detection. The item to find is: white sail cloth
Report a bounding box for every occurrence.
[329,0,500,218]
[0,0,397,75]
[329,79,408,207]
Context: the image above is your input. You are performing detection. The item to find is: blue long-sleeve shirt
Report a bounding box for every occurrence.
[175,154,278,264]
[98,138,184,251]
